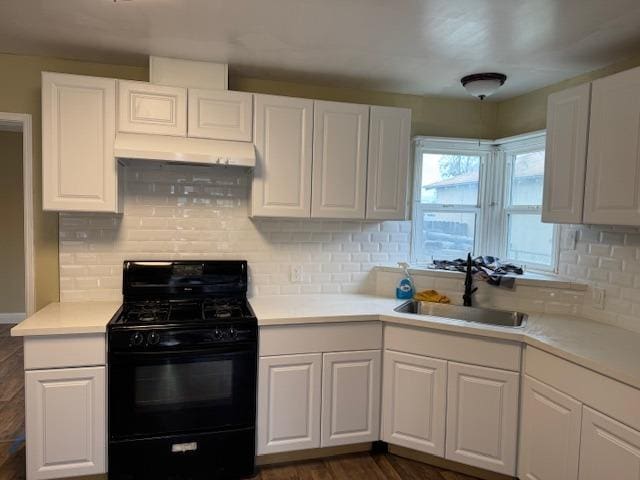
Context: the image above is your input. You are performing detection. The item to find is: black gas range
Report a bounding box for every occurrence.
[108,260,257,480]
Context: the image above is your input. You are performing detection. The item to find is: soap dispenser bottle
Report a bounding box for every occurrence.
[396,262,415,299]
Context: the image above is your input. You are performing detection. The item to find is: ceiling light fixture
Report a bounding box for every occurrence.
[460,73,507,100]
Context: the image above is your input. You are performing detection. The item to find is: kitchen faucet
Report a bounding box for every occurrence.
[463,253,478,307]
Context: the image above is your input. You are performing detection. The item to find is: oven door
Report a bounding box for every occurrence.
[109,344,257,440]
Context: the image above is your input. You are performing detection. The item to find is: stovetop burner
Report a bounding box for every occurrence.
[114,297,254,327]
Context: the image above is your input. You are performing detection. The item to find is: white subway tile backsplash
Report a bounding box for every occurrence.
[558,224,640,333]
[57,162,640,334]
[59,162,411,302]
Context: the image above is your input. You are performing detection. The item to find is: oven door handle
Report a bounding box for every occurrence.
[109,345,257,364]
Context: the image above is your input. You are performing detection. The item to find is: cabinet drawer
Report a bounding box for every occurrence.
[259,322,382,356]
[384,324,521,371]
[24,334,106,370]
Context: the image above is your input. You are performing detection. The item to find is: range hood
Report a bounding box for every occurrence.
[114,133,255,167]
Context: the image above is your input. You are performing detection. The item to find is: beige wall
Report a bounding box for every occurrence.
[231,76,497,139]
[0,53,148,310]
[495,53,640,138]
[0,131,25,313]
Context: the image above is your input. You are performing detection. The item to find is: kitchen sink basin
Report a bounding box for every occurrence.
[394,300,527,328]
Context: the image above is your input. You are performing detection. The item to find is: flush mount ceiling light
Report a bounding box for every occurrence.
[460,73,507,100]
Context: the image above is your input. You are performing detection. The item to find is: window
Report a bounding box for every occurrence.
[412,134,558,272]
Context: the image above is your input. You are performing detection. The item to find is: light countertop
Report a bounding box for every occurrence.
[10,301,121,336]
[10,294,640,390]
[250,294,640,390]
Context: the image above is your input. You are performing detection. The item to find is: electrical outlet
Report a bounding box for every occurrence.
[290,264,303,283]
[591,287,605,310]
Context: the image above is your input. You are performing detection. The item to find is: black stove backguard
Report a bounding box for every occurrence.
[108,260,257,480]
[123,260,248,300]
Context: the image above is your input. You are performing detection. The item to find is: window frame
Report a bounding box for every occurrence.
[411,133,559,273]
[497,134,559,272]
[411,138,495,264]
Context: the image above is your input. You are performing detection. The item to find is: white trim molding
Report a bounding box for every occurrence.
[0,313,27,324]
[0,112,35,317]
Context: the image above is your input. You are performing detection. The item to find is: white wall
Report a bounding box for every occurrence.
[58,161,411,301]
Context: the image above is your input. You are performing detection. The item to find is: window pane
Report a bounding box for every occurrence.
[419,211,476,261]
[510,150,545,206]
[507,214,554,266]
[421,153,480,205]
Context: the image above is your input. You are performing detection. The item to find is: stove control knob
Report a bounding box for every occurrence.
[131,332,144,346]
[229,327,237,338]
[214,328,223,339]
[147,331,160,346]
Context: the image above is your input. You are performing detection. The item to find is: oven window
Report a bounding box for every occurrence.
[135,360,233,409]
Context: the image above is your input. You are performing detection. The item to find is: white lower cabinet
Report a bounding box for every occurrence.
[445,362,519,475]
[518,375,582,480]
[321,350,381,447]
[579,406,640,480]
[257,353,322,454]
[381,350,446,456]
[25,366,106,480]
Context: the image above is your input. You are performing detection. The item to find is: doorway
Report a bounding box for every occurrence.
[0,112,33,478]
[0,112,34,323]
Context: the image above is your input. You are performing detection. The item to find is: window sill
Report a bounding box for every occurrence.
[375,265,587,291]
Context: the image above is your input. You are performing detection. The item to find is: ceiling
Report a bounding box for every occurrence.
[2,0,640,100]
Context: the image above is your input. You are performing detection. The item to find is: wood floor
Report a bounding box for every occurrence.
[0,324,26,480]
[253,453,480,480]
[0,324,481,480]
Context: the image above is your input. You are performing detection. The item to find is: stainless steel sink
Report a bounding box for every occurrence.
[394,300,527,328]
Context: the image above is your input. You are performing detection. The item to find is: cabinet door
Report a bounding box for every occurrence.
[518,375,582,480]
[188,89,253,141]
[366,106,411,220]
[542,83,591,224]
[42,72,118,212]
[25,367,106,480]
[257,353,322,454]
[312,101,369,219]
[118,80,187,136]
[579,406,640,480]
[445,362,519,475]
[584,66,640,225]
[321,350,381,447]
[252,94,313,217]
[382,350,447,456]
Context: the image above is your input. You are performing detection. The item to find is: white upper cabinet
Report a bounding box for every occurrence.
[257,353,322,454]
[252,94,314,217]
[584,66,640,225]
[366,106,411,220]
[321,350,381,447]
[311,101,369,219]
[518,375,582,480]
[542,83,591,224]
[382,350,447,457]
[579,406,640,480]
[42,72,119,212]
[25,366,106,480]
[445,362,519,475]
[118,80,187,136]
[187,89,253,141]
